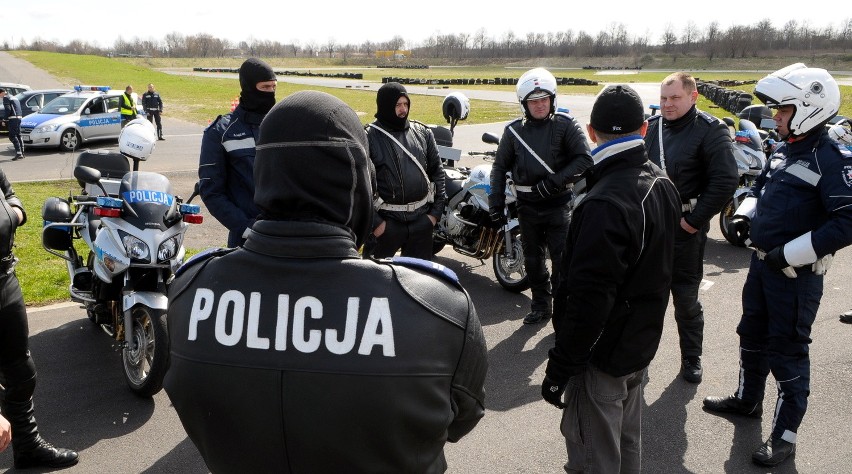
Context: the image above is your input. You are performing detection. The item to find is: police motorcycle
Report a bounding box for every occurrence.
[40,119,203,397]
[430,93,530,292]
[718,105,777,246]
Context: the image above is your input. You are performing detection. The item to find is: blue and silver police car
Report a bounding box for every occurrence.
[20,86,144,152]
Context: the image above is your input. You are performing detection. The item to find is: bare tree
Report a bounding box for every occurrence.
[681,20,698,53]
[325,38,336,58]
[661,23,677,53]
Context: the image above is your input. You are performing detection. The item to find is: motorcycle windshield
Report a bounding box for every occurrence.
[119,171,175,231]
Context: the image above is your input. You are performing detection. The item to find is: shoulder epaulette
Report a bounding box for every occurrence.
[204,115,224,132]
[697,110,718,124]
[388,256,461,287]
[505,117,523,130]
[175,247,237,278]
[648,114,662,122]
[554,111,576,121]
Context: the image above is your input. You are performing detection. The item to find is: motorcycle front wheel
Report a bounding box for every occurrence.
[123,306,169,397]
[492,227,530,293]
[719,196,748,247]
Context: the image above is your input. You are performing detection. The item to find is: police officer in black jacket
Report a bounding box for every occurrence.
[141,83,164,140]
[165,91,488,474]
[0,167,78,469]
[366,82,447,261]
[0,89,25,160]
[542,85,680,472]
[489,68,592,326]
[644,72,738,383]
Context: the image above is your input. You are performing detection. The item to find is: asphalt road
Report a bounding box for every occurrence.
[2,52,852,473]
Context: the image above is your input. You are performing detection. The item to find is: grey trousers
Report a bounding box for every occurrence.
[561,366,645,473]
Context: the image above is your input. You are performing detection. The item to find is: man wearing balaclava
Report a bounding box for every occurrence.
[165,91,487,474]
[365,82,447,260]
[198,57,277,247]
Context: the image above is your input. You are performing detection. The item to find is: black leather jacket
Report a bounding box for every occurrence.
[367,120,447,225]
[548,139,681,381]
[165,220,487,474]
[644,106,738,229]
[490,113,592,209]
[1,169,26,271]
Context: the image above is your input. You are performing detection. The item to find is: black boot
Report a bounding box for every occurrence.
[5,398,79,469]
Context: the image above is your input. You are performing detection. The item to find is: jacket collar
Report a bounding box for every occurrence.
[243,220,362,259]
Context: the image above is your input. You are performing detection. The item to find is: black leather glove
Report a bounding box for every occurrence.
[541,376,567,409]
[726,217,751,246]
[764,245,789,271]
[489,210,507,228]
[533,180,558,200]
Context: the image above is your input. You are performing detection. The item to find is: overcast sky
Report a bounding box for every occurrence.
[4,1,849,49]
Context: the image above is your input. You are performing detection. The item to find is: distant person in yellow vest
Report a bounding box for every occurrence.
[120,85,137,128]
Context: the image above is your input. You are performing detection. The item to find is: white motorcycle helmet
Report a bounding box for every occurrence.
[442,92,470,123]
[516,68,557,118]
[753,63,840,138]
[828,119,852,146]
[119,118,158,160]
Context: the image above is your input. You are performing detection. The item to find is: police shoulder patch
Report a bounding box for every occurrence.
[842,164,852,188]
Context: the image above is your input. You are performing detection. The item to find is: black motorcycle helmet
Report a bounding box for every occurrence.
[737,105,774,131]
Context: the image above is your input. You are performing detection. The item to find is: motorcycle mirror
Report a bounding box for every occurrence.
[481,132,500,145]
[186,181,201,204]
[73,166,109,196]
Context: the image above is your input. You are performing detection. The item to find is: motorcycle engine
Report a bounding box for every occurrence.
[446,202,488,239]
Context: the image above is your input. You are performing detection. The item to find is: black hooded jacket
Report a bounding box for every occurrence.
[165,91,487,474]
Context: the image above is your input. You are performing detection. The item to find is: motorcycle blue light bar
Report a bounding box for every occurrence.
[96,196,123,208]
[74,85,111,92]
[180,203,201,214]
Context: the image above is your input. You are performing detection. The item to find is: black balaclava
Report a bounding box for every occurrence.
[254,91,376,247]
[239,58,277,115]
[374,82,410,131]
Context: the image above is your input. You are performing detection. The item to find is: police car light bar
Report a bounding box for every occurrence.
[74,85,111,92]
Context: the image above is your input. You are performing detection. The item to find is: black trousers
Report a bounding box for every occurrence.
[0,272,37,404]
[371,214,435,261]
[671,222,709,358]
[146,111,162,136]
[518,203,570,314]
[7,118,23,156]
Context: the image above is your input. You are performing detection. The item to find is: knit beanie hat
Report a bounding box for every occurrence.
[254,91,376,247]
[590,85,645,135]
[374,82,410,131]
[239,58,277,114]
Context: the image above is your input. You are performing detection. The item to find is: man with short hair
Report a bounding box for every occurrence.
[644,72,739,383]
[166,90,487,473]
[0,89,25,160]
[119,85,137,128]
[543,84,680,472]
[141,83,164,140]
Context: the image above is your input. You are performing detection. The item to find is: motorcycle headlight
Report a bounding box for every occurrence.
[122,234,150,261]
[158,235,180,262]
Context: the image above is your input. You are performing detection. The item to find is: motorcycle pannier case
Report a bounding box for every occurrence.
[42,197,73,250]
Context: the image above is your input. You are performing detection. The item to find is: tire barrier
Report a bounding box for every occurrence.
[697,79,758,115]
[582,65,643,70]
[377,64,430,69]
[193,67,363,80]
[381,76,598,86]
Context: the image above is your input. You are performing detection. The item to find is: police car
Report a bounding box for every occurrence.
[20,86,144,152]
